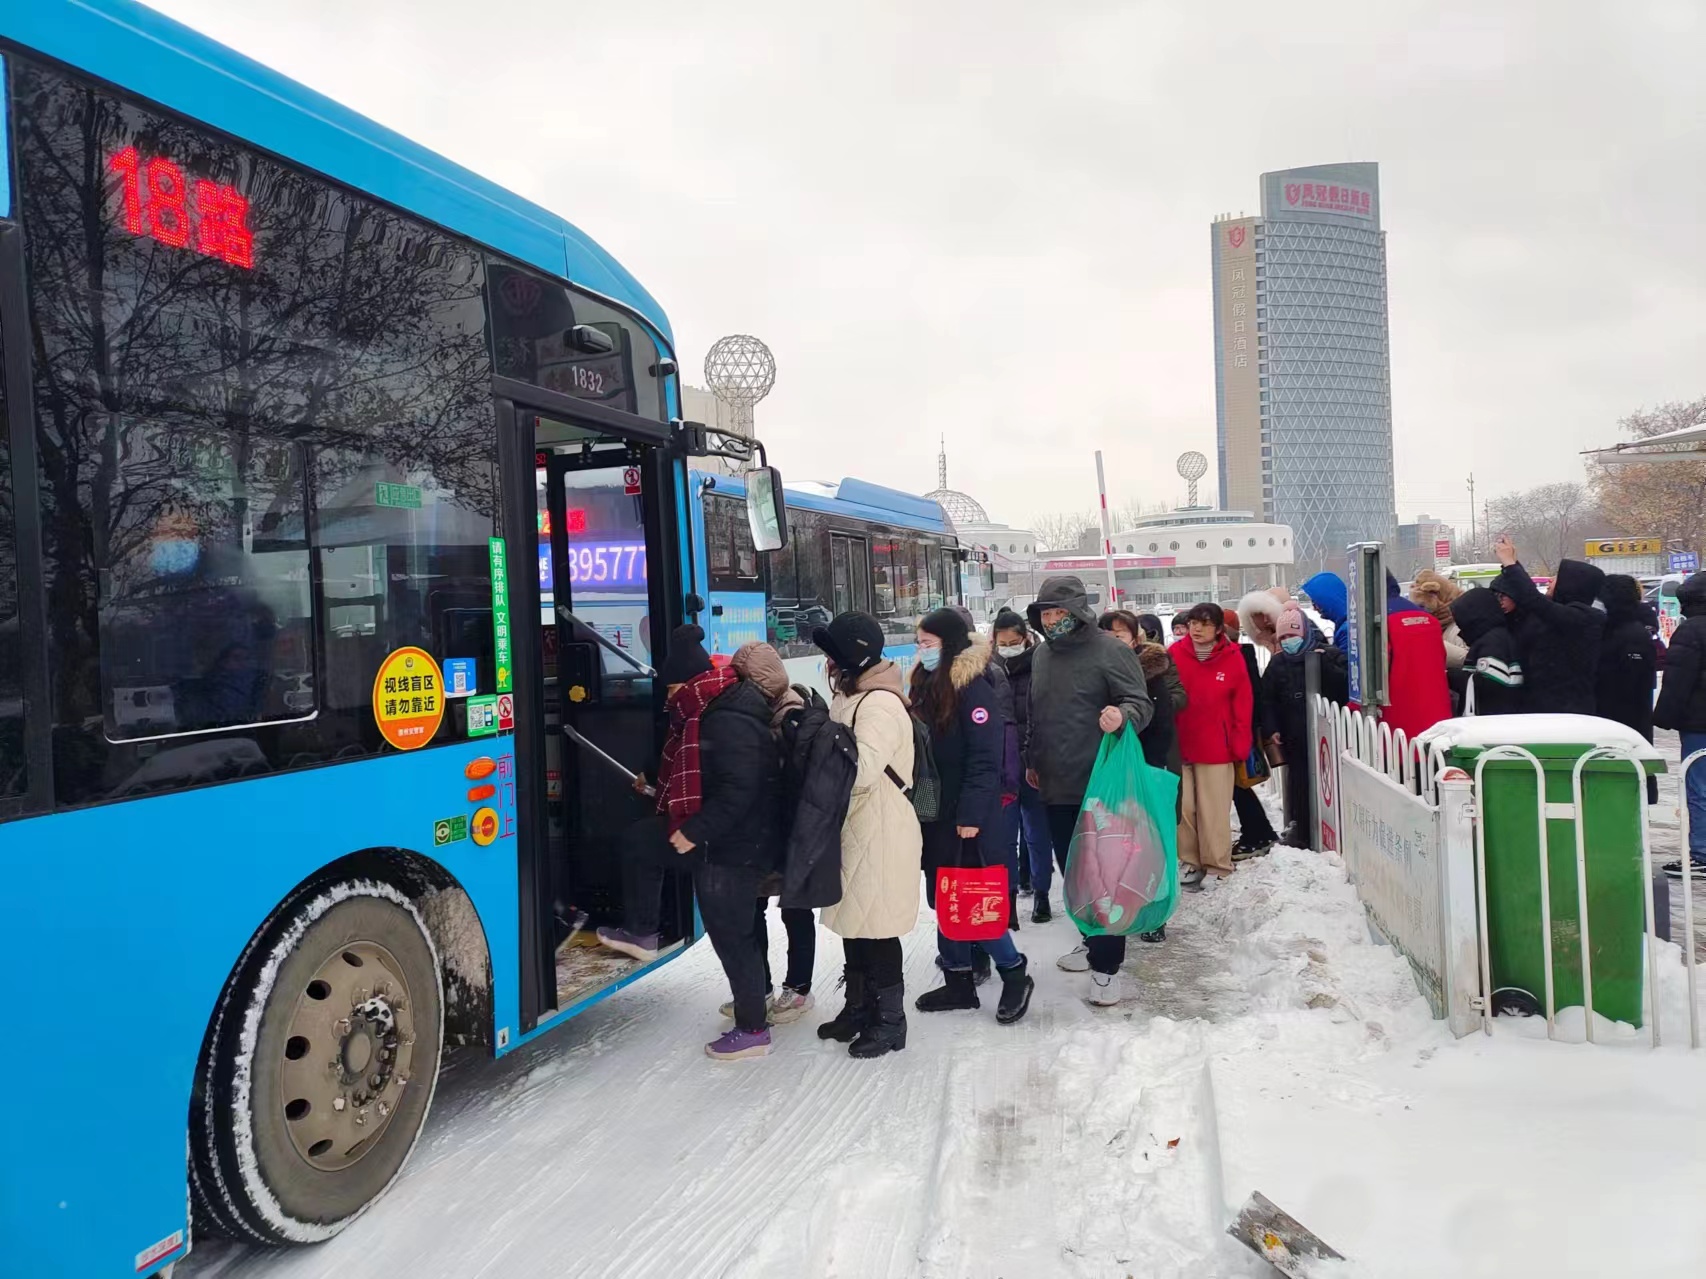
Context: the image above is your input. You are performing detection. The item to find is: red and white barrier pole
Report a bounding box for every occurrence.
[1095,449,1117,609]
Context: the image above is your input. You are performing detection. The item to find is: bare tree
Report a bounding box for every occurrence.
[1031,510,1097,552]
[1117,497,1170,529]
[1485,481,1600,572]
[1591,395,1706,559]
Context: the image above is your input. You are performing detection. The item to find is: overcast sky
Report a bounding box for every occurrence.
[153,0,1705,537]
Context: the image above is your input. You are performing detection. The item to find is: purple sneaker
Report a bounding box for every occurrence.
[596,926,661,962]
[705,1026,772,1060]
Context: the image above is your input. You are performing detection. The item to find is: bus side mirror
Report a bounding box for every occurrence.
[747,465,789,553]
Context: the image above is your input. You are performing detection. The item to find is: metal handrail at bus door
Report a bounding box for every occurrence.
[1673,748,1703,1048]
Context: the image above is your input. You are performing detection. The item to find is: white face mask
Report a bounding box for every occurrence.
[997,643,1026,659]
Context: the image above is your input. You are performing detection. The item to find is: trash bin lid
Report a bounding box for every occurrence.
[1417,714,1666,768]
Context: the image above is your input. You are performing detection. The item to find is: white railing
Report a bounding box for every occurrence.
[1309,698,1701,1049]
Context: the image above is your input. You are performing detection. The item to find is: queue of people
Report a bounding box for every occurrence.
[598,544,1704,1064]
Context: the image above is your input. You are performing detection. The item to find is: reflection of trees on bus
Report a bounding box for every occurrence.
[17,61,497,802]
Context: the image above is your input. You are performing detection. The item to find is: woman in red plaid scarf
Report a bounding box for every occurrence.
[598,625,783,1060]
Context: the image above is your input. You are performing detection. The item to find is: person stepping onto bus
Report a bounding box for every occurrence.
[1024,576,1154,1006]
[597,625,783,1061]
[811,613,922,1058]
[727,641,816,1024]
[910,608,1034,1024]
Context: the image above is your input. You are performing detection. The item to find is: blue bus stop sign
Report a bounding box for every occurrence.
[1670,551,1698,574]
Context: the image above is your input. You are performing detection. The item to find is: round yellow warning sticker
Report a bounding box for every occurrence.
[373,647,445,751]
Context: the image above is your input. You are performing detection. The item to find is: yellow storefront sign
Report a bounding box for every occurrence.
[1584,537,1662,557]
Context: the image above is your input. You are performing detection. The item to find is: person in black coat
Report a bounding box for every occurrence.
[1654,573,1706,877]
[1260,602,1347,842]
[995,607,1055,919]
[1595,575,1658,742]
[1492,537,1605,716]
[909,608,1034,1024]
[1222,607,1279,855]
[1452,585,1525,715]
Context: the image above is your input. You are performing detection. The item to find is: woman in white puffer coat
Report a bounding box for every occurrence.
[810,611,921,1059]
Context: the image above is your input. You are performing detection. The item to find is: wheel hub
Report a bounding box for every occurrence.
[277,941,419,1171]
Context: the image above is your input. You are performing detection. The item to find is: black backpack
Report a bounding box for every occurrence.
[856,687,941,823]
[777,685,857,909]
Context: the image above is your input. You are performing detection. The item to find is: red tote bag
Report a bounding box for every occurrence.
[936,862,1010,941]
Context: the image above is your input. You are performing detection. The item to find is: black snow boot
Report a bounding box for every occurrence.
[817,965,871,1042]
[995,955,1034,1025]
[1030,897,1053,925]
[971,947,993,986]
[849,982,908,1058]
[915,967,979,1013]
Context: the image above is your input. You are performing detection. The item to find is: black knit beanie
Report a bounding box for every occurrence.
[919,606,972,660]
[657,623,713,686]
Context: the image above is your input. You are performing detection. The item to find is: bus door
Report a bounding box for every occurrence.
[498,400,686,1033]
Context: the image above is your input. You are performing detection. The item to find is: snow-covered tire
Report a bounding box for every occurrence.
[190,880,443,1244]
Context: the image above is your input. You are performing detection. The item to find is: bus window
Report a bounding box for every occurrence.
[0,325,21,799]
[923,542,945,612]
[870,539,897,616]
[16,57,496,804]
[831,534,853,615]
[788,510,831,656]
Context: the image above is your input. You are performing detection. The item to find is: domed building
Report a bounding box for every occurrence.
[924,439,1042,614]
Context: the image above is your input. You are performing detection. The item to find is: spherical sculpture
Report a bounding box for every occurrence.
[703,335,776,438]
[1176,451,1209,507]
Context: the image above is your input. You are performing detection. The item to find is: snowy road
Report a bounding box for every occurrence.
[184,829,1706,1278]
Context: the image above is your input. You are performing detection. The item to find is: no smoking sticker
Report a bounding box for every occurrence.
[373,647,444,751]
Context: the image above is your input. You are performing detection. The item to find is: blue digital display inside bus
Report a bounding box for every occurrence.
[540,541,648,593]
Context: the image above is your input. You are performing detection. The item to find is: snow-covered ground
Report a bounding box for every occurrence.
[185,771,1706,1279]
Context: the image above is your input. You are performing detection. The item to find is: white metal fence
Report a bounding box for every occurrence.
[1306,695,1700,1048]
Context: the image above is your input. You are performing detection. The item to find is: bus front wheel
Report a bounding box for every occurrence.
[191,880,444,1244]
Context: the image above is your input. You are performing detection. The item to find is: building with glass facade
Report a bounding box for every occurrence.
[1211,162,1396,575]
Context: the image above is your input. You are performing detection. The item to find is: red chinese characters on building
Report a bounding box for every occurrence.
[108,146,255,268]
[1283,179,1372,217]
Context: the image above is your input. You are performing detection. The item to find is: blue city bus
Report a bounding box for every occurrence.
[0,2,794,1273]
[688,470,973,689]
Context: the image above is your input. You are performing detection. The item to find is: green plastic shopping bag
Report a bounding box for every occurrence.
[1062,727,1180,936]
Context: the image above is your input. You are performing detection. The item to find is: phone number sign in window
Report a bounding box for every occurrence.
[540,541,648,593]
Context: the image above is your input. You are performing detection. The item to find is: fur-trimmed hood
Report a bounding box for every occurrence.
[1136,640,1171,680]
[1237,590,1287,652]
[949,633,992,689]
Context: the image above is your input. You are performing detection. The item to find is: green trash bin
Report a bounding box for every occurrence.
[1448,734,1665,1028]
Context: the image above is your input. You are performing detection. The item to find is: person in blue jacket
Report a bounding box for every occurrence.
[1301,571,1351,653]
[908,607,1034,1024]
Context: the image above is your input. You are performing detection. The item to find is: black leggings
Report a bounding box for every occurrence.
[842,936,903,988]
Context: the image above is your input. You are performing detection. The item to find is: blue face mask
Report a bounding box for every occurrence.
[1280,636,1305,654]
[918,646,942,672]
[149,539,200,576]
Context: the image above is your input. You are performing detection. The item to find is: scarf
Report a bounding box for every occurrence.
[655,665,740,830]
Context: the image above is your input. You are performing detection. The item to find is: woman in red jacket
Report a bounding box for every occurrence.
[1167,602,1254,889]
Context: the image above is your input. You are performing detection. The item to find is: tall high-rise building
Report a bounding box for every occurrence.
[1211,161,1396,574]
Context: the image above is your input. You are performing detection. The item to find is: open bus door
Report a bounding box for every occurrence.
[496,393,688,1035]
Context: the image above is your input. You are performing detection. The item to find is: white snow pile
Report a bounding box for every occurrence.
[182,845,1705,1279]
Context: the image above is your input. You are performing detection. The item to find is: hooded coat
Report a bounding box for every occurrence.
[1135,641,1182,774]
[1495,559,1606,716]
[1260,619,1347,761]
[911,635,1005,833]
[1653,573,1706,734]
[1024,576,1155,805]
[1384,608,1453,742]
[1237,590,1287,654]
[1595,577,1658,742]
[673,678,783,870]
[1168,634,1254,766]
[1410,570,1468,670]
[1452,586,1525,716]
[822,662,922,939]
[1301,572,1352,653]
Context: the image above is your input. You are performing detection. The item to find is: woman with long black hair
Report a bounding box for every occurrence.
[909,608,1034,1024]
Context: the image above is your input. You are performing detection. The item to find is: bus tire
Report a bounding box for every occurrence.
[190,879,444,1244]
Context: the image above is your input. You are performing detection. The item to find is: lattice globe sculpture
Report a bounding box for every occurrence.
[1177,450,1208,507]
[703,334,776,438]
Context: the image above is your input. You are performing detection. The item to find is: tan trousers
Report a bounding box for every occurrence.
[1178,762,1237,875]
